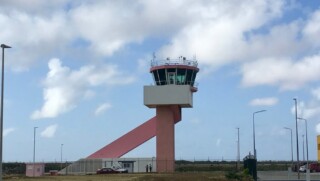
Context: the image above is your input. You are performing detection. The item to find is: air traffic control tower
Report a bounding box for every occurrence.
[144,56,199,172]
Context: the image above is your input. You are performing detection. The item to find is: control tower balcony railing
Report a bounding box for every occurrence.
[151,57,198,68]
[152,80,198,87]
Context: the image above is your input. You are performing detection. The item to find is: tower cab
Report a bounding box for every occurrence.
[150,56,199,92]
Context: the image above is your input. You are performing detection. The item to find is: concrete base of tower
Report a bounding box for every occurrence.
[156,106,175,172]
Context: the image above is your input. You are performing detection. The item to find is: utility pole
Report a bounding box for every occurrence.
[33,127,38,177]
[293,98,300,179]
[0,44,11,181]
[236,127,240,170]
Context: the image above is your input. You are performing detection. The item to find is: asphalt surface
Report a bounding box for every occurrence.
[258,171,320,181]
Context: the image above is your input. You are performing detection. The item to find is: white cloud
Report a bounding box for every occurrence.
[290,100,305,118]
[302,107,320,119]
[94,103,112,116]
[0,0,319,77]
[41,124,58,138]
[0,0,71,14]
[241,54,320,90]
[4,128,15,137]
[0,10,73,71]
[1,1,320,98]
[312,87,320,100]
[303,10,320,47]
[316,123,320,134]
[250,97,278,106]
[290,99,320,120]
[69,0,192,57]
[0,0,285,71]
[31,58,135,120]
[159,1,285,67]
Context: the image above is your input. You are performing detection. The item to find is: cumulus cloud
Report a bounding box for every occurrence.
[0,10,73,71]
[316,123,320,134]
[159,1,284,67]
[303,10,320,47]
[241,54,320,90]
[250,97,278,106]
[4,128,15,137]
[0,0,284,71]
[0,0,71,14]
[0,0,193,70]
[290,98,320,120]
[94,103,112,116]
[312,87,320,100]
[31,58,135,119]
[299,87,320,119]
[291,100,305,118]
[41,124,58,138]
[1,0,320,95]
[0,0,318,75]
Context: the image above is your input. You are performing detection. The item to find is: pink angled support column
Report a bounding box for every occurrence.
[87,117,157,159]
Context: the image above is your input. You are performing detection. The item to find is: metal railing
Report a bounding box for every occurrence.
[153,80,198,88]
[151,56,198,68]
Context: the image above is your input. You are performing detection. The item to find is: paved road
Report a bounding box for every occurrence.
[258,171,320,181]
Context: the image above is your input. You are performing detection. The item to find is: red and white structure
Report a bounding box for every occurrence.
[87,56,199,172]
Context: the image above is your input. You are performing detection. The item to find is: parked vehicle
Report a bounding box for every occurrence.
[297,163,320,173]
[309,163,320,172]
[97,167,119,174]
[293,162,307,172]
[116,168,128,173]
[96,167,128,174]
[299,165,306,172]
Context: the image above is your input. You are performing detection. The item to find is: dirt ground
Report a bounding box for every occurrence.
[4,172,232,181]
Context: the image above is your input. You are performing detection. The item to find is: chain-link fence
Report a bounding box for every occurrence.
[3,159,295,175]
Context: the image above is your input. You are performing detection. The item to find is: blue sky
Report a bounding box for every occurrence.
[1,0,320,162]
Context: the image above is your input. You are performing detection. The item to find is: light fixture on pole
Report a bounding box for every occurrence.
[284,127,293,169]
[298,117,308,168]
[0,44,11,181]
[293,98,300,179]
[33,127,38,177]
[253,110,266,159]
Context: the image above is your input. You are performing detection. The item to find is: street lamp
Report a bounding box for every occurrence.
[151,156,155,172]
[33,127,38,177]
[0,44,11,181]
[302,134,305,161]
[236,127,240,170]
[284,127,293,169]
[293,98,300,179]
[298,117,309,168]
[60,144,63,170]
[253,110,266,159]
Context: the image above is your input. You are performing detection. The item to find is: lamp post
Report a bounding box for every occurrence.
[60,144,63,171]
[236,127,240,170]
[253,110,266,159]
[33,127,38,177]
[298,117,309,169]
[0,44,11,181]
[293,98,300,179]
[284,127,293,169]
[151,156,155,172]
[302,134,305,162]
